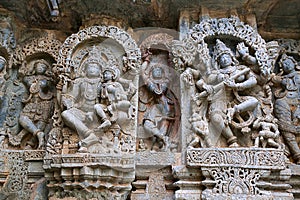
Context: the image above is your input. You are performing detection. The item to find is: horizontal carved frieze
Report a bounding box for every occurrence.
[187,148,285,170]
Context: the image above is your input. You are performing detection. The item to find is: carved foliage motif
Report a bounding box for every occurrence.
[1,151,29,199]
[187,148,285,169]
[209,167,262,195]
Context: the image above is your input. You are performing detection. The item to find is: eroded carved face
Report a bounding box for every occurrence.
[86,63,101,78]
[35,62,47,75]
[103,70,113,81]
[152,67,163,79]
[219,53,232,68]
[282,58,295,74]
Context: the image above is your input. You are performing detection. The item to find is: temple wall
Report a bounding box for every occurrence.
[0,4,299,199]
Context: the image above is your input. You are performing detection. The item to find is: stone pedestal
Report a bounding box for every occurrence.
[44,153,135,199]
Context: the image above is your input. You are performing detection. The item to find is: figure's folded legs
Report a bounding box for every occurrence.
[61,110,90,140]
[19,115,45,149]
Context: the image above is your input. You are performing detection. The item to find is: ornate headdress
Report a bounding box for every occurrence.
[83,46,103,67]
[102,65,120,81]
[211,39,238,69]
[213,39,233,60]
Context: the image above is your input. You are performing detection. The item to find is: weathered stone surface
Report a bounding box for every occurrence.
[0,2,298,199]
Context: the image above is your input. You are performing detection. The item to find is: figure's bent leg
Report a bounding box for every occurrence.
[228,97,258,121]
[19,115,39,134]
[19,115,46,149]
[282,131,300,163]
[94,104,111,130]
[61,110,90,140]
[210,112,238,147]
[144,120,166,150]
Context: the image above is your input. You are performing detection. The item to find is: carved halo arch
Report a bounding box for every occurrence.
[10,35,62,79]
[188,17,271,75]
[57,25,141,75]
[139,32,174,51]
[12,35,62,66]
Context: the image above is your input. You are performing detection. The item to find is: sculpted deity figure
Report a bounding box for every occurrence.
[141,51,175,151]
[194,39,258,147]
[188,113,212,148]
[61,53,135,153]
[19,59,54,149]
[273,54,300,163]
[251,85,281,148]
[61,60,111,152]
[100,66,135,123]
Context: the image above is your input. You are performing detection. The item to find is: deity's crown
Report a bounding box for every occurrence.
[213,39,233,60]
[103,65,120,80]
[84,46,103,66]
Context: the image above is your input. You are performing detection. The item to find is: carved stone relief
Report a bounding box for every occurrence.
[0,10,299,200]
[171,16,292,199]
[43,25,141,200]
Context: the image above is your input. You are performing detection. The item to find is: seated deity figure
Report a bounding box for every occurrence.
[19,59,54,149]
[196,39,258,147]
[273,54,300,163]
[61,60,111,152]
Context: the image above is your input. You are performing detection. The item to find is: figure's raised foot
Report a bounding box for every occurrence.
[37,131,45,149]
[79,133,99,153]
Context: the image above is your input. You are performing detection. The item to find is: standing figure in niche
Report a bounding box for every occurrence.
[141,52,175,151]
[61,61,111,152]
[252,85,281,148]
[195,40,258,147]
[19,59,54,149]
[273,54,300,163]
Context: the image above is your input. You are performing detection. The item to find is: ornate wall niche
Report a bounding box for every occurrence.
[0,34,60,199]
[1,35,62,150]
[44,25,141,200]
[171,16,291,200]
[137,32,181,154]
[131,32,181,200]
